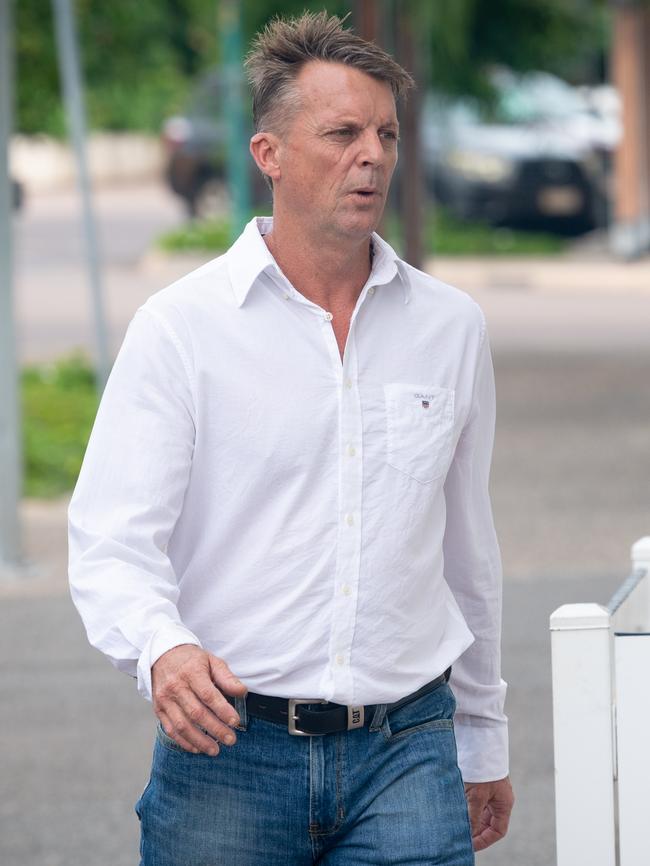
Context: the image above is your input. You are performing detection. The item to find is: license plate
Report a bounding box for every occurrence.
[537,185,583,215]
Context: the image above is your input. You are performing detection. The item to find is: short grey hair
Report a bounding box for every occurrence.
[245,11,414,137]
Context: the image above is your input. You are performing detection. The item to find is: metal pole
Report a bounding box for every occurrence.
[0,0,22,569]
[52,0,110,390]
[219,0,250,241]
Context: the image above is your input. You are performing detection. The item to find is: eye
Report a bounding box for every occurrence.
[379,129,399,142]
[328,127,355,139]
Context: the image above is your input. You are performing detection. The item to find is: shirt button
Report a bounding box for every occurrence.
[342,585,351,596]
[344,378,352,389]
[336,654,345,666]
[347,444,356,457]
[368,286,375,296]
[283,293,290,300]
[346,513,354,526]
[324,311,333,321]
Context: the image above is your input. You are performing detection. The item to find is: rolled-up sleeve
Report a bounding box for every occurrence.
[68,306,201,701]
[443,315,508,783]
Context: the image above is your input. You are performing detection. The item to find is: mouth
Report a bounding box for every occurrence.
[349,188,381,201]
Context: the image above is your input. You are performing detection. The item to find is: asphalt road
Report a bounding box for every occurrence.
[2,183,649,865]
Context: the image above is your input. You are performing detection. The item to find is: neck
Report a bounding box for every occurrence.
[263,209,374,311]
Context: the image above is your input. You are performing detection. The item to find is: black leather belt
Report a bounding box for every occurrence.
[233,668,451,736]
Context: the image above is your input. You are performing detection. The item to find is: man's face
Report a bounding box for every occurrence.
[274,61,399,242]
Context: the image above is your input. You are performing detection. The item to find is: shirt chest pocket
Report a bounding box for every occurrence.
[384,383,456,484]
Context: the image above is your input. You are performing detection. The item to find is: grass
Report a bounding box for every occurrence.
[157,206,567,257]
[22,355,99,497]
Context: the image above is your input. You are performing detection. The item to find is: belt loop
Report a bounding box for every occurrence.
[369,703,388,732]
[232,694,249,732]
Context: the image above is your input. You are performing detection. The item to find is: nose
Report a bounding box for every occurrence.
[356,128,387,167]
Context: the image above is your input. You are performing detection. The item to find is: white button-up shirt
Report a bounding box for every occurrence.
[68,216,508,782]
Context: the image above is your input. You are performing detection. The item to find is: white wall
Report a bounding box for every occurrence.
[10,132,165,193]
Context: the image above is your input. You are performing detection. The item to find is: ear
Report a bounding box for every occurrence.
[250,132,282,185]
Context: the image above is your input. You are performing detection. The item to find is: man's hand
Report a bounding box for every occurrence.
[151,644,248,756]
[464,776,514,851]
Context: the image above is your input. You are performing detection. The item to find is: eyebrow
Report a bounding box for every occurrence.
[326,118,400,130]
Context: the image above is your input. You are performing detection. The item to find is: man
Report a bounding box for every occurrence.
[69,12,513,865]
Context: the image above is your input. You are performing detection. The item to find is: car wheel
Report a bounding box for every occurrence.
[191,176,230,220]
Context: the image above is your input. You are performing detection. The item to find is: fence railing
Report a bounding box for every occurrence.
[550,536,650,866]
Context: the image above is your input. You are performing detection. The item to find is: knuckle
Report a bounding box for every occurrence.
[198,687,216,704]
[188,706,204,724]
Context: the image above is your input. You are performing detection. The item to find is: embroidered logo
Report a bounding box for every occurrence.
[421,400,430,409]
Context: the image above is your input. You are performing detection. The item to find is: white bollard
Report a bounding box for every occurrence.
[615,633,650,865]
[550,603,616,866]
[631,536,650,630]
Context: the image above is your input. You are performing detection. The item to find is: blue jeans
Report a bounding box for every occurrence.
[135,681,474,865]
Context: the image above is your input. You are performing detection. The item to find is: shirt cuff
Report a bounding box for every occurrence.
[454,718,509,783]
[136,622,203,701]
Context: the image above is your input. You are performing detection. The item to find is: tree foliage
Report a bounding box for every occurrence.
[428,0,610,100]
[14,0,609,136]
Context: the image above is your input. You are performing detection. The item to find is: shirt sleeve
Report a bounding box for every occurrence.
[443,312,509,783]
[68,306,202,702]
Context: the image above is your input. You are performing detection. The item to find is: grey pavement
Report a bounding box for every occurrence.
[2,183,649,865]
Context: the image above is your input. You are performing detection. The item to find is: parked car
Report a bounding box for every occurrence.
[421,71,620,233]
[162,71,268,219]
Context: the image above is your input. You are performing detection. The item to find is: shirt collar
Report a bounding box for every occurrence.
[226,216,410,308]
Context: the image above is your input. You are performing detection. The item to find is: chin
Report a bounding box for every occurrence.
[338,211,382,239]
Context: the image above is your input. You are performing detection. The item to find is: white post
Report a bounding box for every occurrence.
[631,536,650,627]
[550,603,616,866]
[615,633,650,866]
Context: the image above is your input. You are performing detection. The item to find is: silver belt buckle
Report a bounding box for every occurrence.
[288,698,327,736]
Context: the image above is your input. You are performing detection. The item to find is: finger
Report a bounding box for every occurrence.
[465,791,488,839]
[472,805,510,851]
[473,826,505,852]
[162,705,222,756]
[189,667,242,731]
[208,654,248,698]
[175,689,238,747]
[157,709,212,755]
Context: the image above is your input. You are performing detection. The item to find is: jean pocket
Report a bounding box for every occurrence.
[381,683,456,741]
[155,720,194,754]
[384,383,455,484]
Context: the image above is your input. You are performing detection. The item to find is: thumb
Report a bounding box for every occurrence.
[208,654,248,696]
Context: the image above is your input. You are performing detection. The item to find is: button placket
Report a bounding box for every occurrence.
[328,338,363,693]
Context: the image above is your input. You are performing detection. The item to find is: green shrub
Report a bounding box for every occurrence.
[157,207,566,257]
[22,355,99,497]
